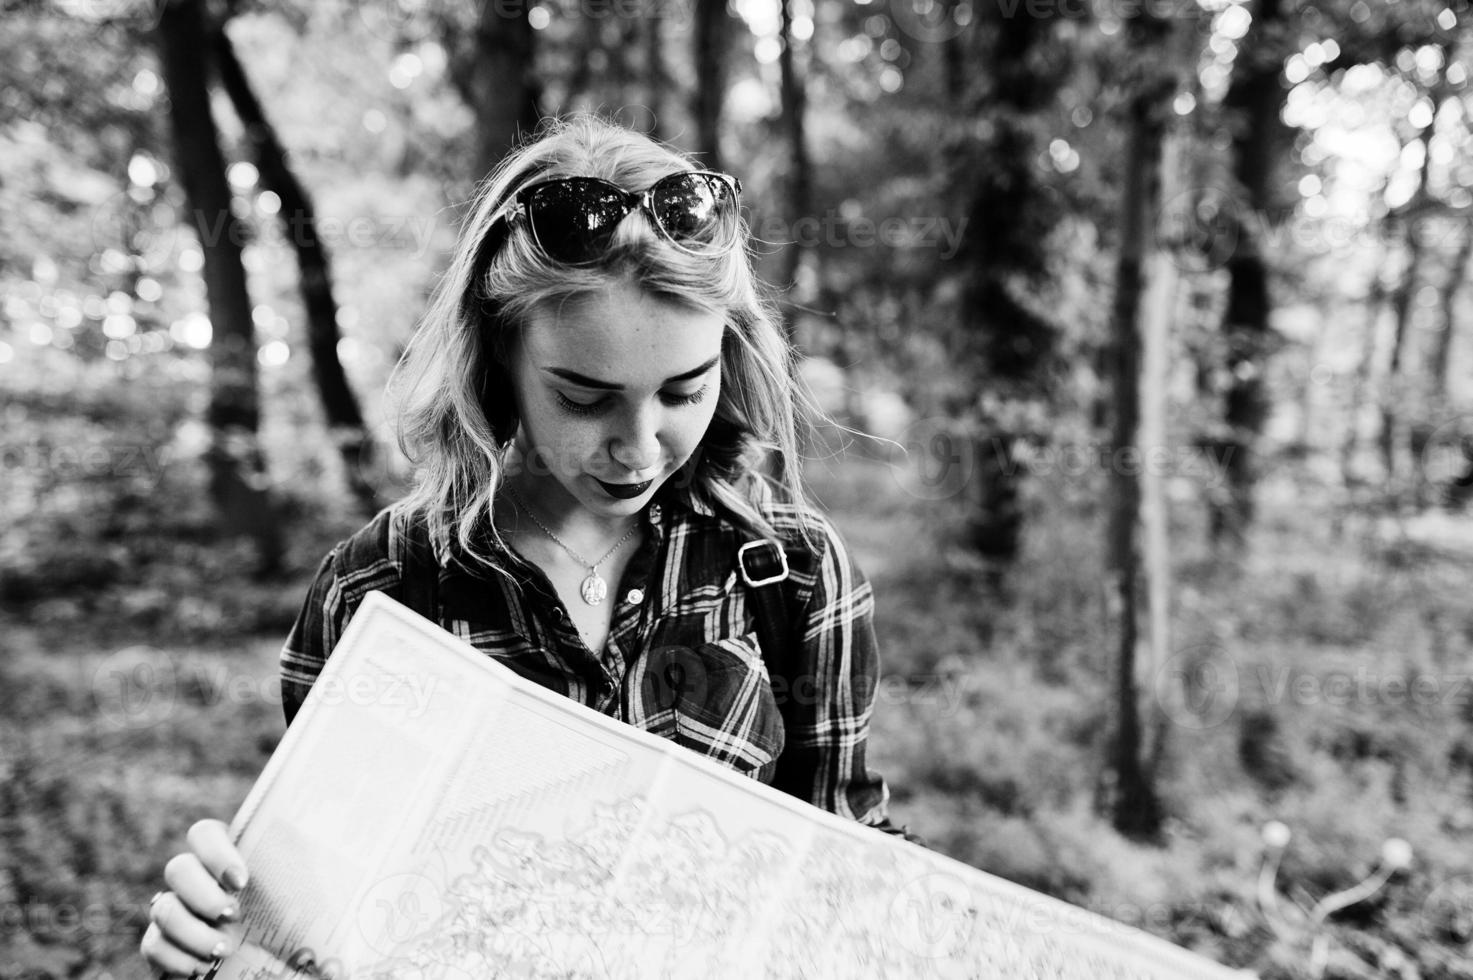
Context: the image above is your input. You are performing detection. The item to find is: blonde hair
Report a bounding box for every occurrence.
[389,114,815,570]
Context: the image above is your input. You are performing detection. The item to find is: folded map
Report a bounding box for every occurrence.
[210,590,1252,980]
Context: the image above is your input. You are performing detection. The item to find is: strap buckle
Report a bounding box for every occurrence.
[738,539,789,588]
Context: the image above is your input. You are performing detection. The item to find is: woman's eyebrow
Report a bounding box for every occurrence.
[544,355,720,390]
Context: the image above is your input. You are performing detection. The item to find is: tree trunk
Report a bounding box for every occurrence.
[1105,12,1174,844]
[1207,0,1291,547]
[692,0,728,169]
[1141,128,1184,778]
[645,11,668,141]
[943,0,969,103]
[609,18,640,125]
[455,0,542,177]
[1430,221,1472,400]
[211,27,380,516]
[1379,216,1426,486]
[967,432,1022,592]
[1409,219,1468,507]
[777,0,811,306]
[1378,43,1450,496]
[951,8,1063,569]
[156,0,281,574]
[559,11,599,110]
[1337,247,1389,510]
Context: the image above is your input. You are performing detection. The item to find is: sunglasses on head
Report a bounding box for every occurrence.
[490,170,743,265]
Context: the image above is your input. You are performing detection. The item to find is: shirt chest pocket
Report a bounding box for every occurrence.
[634,632,786,778]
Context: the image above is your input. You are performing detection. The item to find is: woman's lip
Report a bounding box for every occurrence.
[594,477,654,499]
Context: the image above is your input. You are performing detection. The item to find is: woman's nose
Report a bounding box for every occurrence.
[609,407,662,473]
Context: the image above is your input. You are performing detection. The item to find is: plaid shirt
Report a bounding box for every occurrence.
[280,479,912,837]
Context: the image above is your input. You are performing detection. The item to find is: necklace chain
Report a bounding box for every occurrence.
[505,487,639,606]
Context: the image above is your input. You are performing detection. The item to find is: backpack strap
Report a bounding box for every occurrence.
[737,538,791,676]
[398,511,441,624]
[738,534,923,845]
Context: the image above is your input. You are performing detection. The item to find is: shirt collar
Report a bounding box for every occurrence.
[428,477,720,574]
[655,478,716,520]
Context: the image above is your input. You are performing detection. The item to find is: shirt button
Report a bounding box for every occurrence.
[648,505,662,522]
[626,588,645,605]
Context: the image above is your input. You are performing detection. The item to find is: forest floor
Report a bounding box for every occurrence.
[3,449,1473,979]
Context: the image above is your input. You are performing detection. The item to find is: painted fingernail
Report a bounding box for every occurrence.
[223,867,248,892]
[211,940,228,958]
[218,905,238,922]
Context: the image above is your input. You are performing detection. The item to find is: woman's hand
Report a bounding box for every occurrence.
[139,819,248,977]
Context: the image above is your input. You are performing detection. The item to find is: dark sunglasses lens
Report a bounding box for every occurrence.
[650,173,735,245]
[527,179,631,263]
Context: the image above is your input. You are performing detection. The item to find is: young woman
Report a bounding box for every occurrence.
[140,115,914,977]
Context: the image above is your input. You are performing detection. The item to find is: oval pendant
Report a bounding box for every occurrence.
[580,572,607,606]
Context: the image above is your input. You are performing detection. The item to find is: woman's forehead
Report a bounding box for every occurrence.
[520,283,725,382]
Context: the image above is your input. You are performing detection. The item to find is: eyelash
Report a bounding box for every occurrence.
[555,386,709,416]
